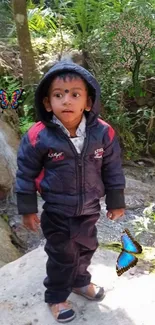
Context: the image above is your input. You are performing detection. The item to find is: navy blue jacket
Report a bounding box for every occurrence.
[16,61,125,217]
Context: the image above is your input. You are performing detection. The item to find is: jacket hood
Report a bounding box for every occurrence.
[35,61,101,126]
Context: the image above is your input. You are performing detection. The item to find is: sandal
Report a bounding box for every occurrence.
[72,283,105,301]
[49,301,76,323]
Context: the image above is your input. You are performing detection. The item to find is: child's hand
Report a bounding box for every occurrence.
[107,209,125,221]
[23,214,40,232]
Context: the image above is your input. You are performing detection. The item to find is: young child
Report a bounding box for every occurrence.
[16,60,125,323]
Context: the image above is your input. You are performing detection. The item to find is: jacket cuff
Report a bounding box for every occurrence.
[16,193,38,215]
[105,189,125,210]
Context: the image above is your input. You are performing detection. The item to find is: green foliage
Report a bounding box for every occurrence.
[0,75,21,92]
[28,7,57,37]
[80,0,155,158]
[19,116,34,135]
[132,203,155,237]
[27,1,57,37]
[1,0,155,159]
[58,0,104,50]
[0,1,15,42]
[21,84,38,121]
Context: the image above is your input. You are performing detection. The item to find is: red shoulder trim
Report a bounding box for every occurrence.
[28,121,45,147]
[98,118,115,142]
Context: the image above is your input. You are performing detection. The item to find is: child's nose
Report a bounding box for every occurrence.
[63,94,71,105]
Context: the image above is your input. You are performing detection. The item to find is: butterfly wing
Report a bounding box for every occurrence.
[0,89,9,109]
[121,228,142,254]
[116,250,138,276]
[10,89,23,110]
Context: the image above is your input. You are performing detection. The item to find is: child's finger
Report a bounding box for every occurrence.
[107,211,123,220]
[23,220,38,232]
[107,211,113,219]
[31,221,40,231]
[110,214,124,220]
[34,215,40,224]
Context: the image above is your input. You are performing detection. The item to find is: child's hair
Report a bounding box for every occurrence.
[44,70,95,103]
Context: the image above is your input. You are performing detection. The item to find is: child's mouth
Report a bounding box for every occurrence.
[62,110,73,113]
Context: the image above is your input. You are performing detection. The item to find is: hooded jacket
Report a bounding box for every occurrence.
[16,61,125,217]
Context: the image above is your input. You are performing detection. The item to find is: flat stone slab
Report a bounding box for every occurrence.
[0,245,154,325]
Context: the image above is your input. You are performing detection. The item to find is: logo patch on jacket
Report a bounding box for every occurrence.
[48,149,65,161]
[94,148,104,159]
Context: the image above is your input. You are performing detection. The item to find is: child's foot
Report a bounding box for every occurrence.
[49,301,76,323]
[72,283,105,301]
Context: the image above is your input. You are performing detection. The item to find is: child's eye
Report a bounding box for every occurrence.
[73,93,80,98]
[54,93,63,98]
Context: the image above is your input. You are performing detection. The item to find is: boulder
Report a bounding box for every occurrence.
[125,177,155,209]
[0,114,20,199]
[0,216,21,266]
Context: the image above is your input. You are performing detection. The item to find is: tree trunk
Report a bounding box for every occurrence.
[12,0,39,87]
[132,42,142,97]
[132,57,141,97]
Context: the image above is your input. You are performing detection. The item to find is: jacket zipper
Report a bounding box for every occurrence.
[75,131,90,215]
[57,127,90,216]
[76,155,82,215]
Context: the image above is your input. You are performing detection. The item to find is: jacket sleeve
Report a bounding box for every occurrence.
[101,126,125,210]
[15,131,46,215]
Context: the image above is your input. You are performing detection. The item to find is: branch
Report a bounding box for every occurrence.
[132,42,140,59]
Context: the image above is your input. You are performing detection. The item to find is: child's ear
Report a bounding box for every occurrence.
[43,97,52,112]
[85,97,92,112]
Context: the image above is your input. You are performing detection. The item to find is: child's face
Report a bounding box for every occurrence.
[43,77,91,130]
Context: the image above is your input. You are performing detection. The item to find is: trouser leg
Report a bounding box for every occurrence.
[71,214,99,288]
[41,211,79,304]
[41,211,100,302]
[72,237,98,288]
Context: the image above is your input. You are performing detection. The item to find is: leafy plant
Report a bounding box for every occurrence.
[19,116,34,135]
[0,75,21,92]
[27,5,57,37]
[58,0,104,53]
[0,0,14,41]
[105,13,155,97]
[132,203,155,237]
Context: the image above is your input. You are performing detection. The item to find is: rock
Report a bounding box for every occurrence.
[147,97,155,107]
[0,117,21,267]
[0,245,154,325]
[150,143,155,157]
[125,178,155,209]
[0,57,11,76]
[0,109,20,136]
[143,77,155,94]
[42,50,84,73]
[0,117,20,199]
[0,217,21,266]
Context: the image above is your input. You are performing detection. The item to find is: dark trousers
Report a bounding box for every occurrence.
[41,210,100,304]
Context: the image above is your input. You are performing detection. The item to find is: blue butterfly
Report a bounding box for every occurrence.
[116,228,142,276]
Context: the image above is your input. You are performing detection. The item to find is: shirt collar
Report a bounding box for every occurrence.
[52,114,86,137]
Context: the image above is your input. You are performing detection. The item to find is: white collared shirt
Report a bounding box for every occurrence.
[52,114,86,154]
